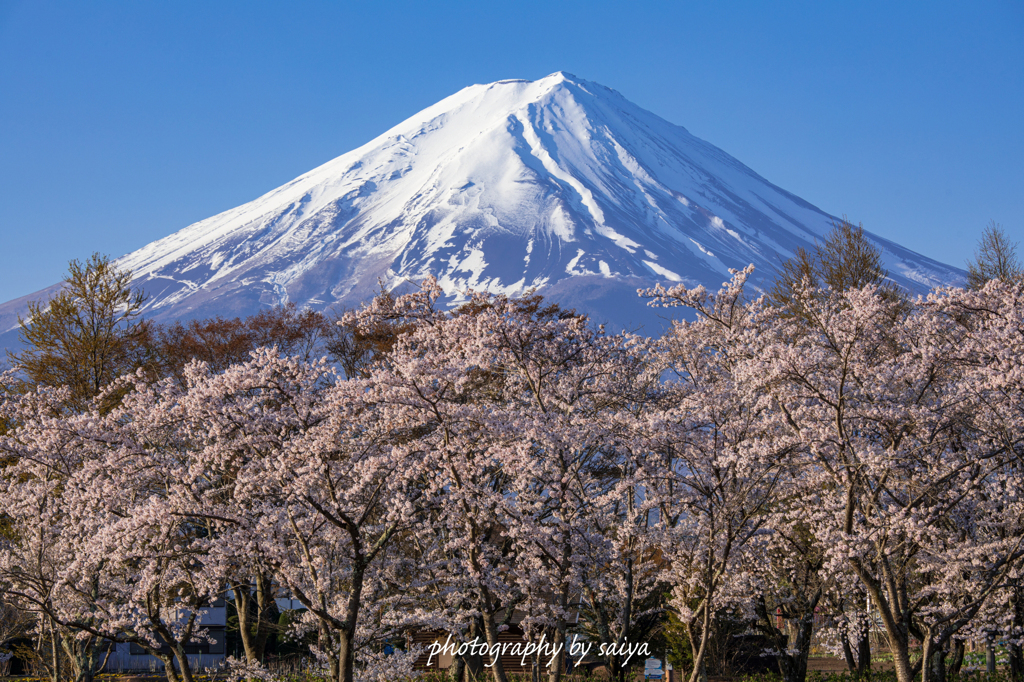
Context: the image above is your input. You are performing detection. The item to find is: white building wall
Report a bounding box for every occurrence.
[105,605,229,672]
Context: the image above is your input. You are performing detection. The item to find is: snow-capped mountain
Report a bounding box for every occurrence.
[1,72,963,342]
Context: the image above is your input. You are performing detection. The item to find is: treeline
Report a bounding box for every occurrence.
[8,252,386,411]
[0,222,1022,682]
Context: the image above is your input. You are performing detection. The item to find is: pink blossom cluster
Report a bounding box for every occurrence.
[0,273,1022,682]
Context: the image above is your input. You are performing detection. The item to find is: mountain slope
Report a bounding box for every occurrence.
[2,72,963,343]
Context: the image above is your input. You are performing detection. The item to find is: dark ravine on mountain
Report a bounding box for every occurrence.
[0,72,963,350]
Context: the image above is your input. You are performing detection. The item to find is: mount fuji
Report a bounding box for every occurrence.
[1,72,963,343]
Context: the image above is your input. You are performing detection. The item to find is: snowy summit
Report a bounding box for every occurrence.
[3,72,963,335]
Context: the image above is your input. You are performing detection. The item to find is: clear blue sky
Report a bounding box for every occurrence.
[1,0,1021,303]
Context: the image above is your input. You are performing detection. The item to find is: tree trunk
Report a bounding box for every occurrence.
[841,634,857,674]
[61,633,110,682]
[169,641,196,682]
[947,640,965,680]
[49,616,61,682]
[61,631,89,682]
[856,577,912,682]
[254,573,276,662]
[232,575,277,666]
[856,619,871,674]
[777,613,814,682]
[920,633,934,682]
[685,615,709,682]
[338,632,355,682]
[481,610,509,682]
[1011,584,1024,682]
[890,645,915,682]
[157,651,182,682]
[931,643,947,682]
[547,585,570,682]
[756,590,820,682]
[320,624,340,682]
[233,579,259,665]
[546,627,565,682]
[461,617,485,682]
[1010,642,1023,682]
[336,559,366,682]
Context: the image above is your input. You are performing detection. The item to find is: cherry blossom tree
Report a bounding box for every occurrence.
[0,384,115,682]
[58,378,223,682]
[0,374,220,682]
[340,284,531,682]
[755,279,1024,682]
[340,280,664,682]
[639,268,798,682]
[921,279,1024,682]
[6,265,1023,682]
[480,299,660,682]
[144,348,427,682]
